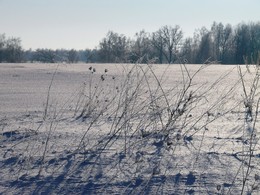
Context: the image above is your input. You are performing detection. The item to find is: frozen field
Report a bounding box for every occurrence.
[1,63,260,194]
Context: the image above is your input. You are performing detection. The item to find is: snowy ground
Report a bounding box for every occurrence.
[1,63,260,194]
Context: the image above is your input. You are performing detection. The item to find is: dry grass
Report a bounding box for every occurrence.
[1,61,260,194]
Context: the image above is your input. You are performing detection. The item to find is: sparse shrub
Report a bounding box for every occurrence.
[237,59,260,194]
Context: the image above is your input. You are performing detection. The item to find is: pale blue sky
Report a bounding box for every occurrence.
[0,0,260,50]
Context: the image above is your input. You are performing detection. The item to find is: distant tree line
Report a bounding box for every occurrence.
[24,48,98,63]
[0,34,23,63]
[1,21,260,64]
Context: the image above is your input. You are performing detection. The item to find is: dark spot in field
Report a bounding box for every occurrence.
[186,172,196,185]
[175,173,182,184]
[48,158,56,165]
[3,131,18,138]
[153,140,164,147]
[55,174,65,183]
[184,135,193,142]
[160,175,166,181]
[79,160,91,167]
[95,172,103,180]
[217,184,221,191]
[187,189,195,194]
[2,130,33,141]
[119,152,126,160]
[3,156,18,165]
[133,177,143,186]
[223,183,232,187]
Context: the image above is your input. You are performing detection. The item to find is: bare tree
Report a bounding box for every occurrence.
[248,22,260,63]
[152,25,183,64]
[180,38,194,63]
[33,49,56,63]
[234,23,250,64]
[67,49,79,63]
[130,30,153,63]
[211,22,233,63]
[152,29,164,64]
[4,37,23,63]
[99,31,130,63]
[0,34,6,62]
[196,27,213,63]
[161,25,183,63]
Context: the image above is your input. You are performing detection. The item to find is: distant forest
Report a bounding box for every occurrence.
[1,21,260,64]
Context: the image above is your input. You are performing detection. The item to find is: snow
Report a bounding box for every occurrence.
[1,63,260,194]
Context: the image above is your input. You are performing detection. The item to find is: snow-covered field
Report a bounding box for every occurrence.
[1,63,260,194]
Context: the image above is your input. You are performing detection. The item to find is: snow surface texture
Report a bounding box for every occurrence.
[1,63,260,194]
